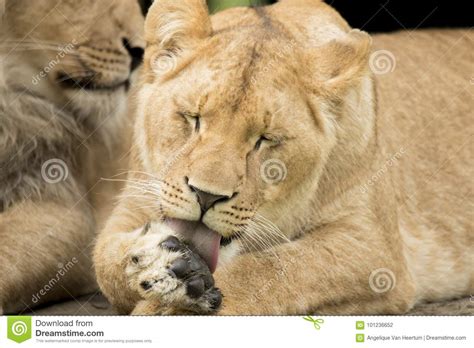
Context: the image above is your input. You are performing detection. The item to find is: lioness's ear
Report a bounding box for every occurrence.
[143,0,211,78]
[310,29,372,93]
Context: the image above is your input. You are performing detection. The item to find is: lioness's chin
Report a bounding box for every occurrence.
[64,85,127,104]
[64,87,128,126]
[217,239,242,268]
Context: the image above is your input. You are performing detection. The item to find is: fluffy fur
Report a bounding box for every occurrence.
[94,0,473,315]
[0,0,144,313]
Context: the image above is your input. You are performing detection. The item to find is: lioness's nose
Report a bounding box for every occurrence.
[188,184,231,213]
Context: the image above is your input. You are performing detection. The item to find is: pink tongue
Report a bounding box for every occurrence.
[165,219,221,273]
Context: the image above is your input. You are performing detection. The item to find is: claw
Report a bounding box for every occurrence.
[160,236,183,251]
[140,222,151,235]
[208,289,222,310]
[140,280,153,290]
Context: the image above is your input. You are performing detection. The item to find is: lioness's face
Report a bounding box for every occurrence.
[3,0,144,121]
[134,1,371,263]
[137,10,333,244]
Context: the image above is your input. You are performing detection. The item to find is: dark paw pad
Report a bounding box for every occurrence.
[159,236,222,313]
[160,236,183,251]
[169,258,190,278]
[187,276,206,299]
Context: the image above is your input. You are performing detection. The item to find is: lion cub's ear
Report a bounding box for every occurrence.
[309,29,372,93]
[143,0,211,80]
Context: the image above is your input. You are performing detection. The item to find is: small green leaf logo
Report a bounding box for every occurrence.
[7,316,32,343]
[303,315,324,330]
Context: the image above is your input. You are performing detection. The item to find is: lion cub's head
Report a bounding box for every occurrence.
[1,0,145,128]
[133,0,375,255]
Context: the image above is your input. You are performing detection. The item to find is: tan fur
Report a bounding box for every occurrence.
[0,0,144,313]
[94,0,473,315]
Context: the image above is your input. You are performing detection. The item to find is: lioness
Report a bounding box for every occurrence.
[0,0,144,313]
[94,0,473,315]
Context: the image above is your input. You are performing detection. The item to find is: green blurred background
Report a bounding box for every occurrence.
[139,1,470,32]
[207,0,271,13]
[139,1,273,15]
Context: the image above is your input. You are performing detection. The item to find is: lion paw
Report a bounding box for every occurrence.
[126,224,222,314]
